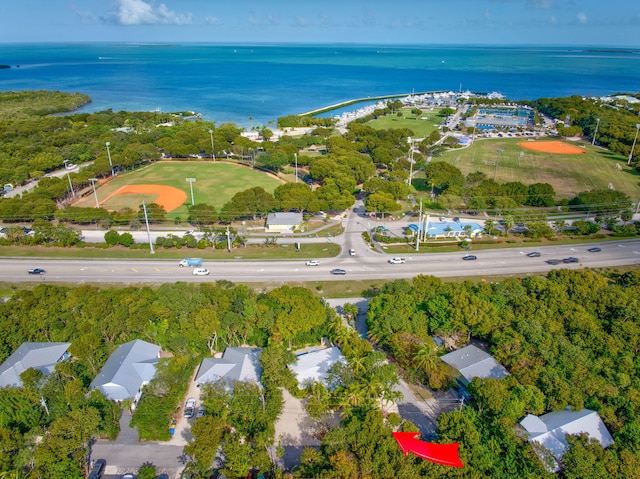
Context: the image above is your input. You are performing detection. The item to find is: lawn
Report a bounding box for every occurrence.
[73,161,284,218]
[366,107,444,138]
[435,137,640,199]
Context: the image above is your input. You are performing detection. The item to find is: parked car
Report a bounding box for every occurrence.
[546,259,562,265]
[196,405,206,418]
[527,252,541,257]
[184,398,196,418]
[192,268,210,276]
[563,257,579,263]
[65,163,77,170]
[88,459,106,479]
[121,474,135,479]
[388,257,406,264]
[305,260,320,266]
[330,269,347,275]
[588,247,601,253]
[462,255,477,261]
[349,249,356,256]
[28,268,46,275]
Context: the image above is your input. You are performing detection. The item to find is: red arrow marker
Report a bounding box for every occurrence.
[393,432,464,468]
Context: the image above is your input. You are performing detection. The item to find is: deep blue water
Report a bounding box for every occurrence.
[0,43,638,127]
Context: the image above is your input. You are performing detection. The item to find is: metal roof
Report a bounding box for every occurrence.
[289,347,346,388]
[195,347,262,388]
[0,342,71,388]
[440,344,510,383]
[521,408,614,472]
[90,339,160,401]
[266,212,303,225]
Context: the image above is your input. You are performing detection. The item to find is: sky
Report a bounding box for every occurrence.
[1,0,639,46]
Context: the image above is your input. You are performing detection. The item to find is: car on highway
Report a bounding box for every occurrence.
[28,268,46,275]
[330,269,347,275]
[305,260,320,266]
[462,255,477,261]
[88,459,106,479]
[192,268,210,276]
[184,397,196,418]
[527,252,541,257]
[388,257,406,264]
[588,247,602,253]
[546,259,562,265]
[563,257,579,263]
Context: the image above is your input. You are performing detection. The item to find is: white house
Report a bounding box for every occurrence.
[289,347,346,389]
[520,408,614,472]
[0,342,71,388]
[90,339,161,404]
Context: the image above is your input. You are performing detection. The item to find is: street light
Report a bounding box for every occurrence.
[208,129,215,161]
[629,123,640,165]
[105,141,114,177]
[592,118,600,146]
[186,177,196,205]
[88,178,99,208]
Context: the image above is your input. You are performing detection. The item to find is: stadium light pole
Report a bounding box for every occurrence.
[186,178,196,205]
[294,153,298,183]
[629,123,640,165]
[105,141,114,177]
[592,118,600,146]
[88,178,99,208]
[209,129,215,161]
[66,172,75,198]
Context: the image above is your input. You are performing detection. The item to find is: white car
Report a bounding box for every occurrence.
[184,398,196,418]
[388,257,406,264]
[349,249,356,256]
[192,268,210,276]
[305,260,320,266]
[65,163,77,170]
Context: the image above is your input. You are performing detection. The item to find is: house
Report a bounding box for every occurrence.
[0,342,71,388]
[90,339,161,404]
[440,344,510,387]
[289,347,346,389]
[424,221,483,239]
[266,212,303,233]
[195,347,262,389]
[520,408,614,472]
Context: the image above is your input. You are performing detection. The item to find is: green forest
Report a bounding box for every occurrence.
[1,268,640,478]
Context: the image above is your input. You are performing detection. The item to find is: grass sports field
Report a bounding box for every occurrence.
[73,161,283,218]
[436,137,640,199]
[367,107,443,138]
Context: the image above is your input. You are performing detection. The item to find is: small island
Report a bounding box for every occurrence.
[0,64,11,70]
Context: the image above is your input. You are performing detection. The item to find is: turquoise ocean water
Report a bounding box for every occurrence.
[0,43,638,127]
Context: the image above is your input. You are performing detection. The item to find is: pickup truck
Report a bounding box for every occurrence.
[179,258,203,267]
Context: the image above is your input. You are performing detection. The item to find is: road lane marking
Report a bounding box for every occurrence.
[131,268,138,272]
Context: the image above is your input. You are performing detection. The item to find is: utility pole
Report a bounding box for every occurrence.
[226,226,232,252]
[294,153,298,183]
[415,199,422,251]
[142,201,155,254]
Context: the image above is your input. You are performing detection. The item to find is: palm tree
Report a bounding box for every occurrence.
[484,219,496,235]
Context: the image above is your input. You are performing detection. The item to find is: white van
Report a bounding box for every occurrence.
[192,268,210,276]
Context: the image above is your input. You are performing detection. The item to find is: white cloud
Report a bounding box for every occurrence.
[527,0,554,9]
[112,0,192,26]
[549,15,558,24]
[205,16,220,25]
[577,12,588,24]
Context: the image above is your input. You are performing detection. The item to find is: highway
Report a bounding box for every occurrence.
[4,239,640,285]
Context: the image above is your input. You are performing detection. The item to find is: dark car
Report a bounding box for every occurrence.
[88,459,106,479]
[462,255,477,261]
[563,257,579,263]
[546,259,562,265]
[28,268,46,275]
[588,247,602,253]
[330,269,347,275]
[527,252,541,257]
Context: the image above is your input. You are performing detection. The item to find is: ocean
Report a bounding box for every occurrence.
[0,43,638,127]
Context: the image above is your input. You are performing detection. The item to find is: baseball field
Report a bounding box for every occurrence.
[437,137,640,199]
[72,161,284,218]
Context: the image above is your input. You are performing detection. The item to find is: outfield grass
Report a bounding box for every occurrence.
[73,161,284,218]
[436,137,640,199]
[366,107,443,138]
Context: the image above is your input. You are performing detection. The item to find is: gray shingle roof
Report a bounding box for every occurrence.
[266,212,303,226]
[195,347,262,388]
[0,342,71,388]
[440,344,510,383]
[520,408,614,472]
[90,339,160,401]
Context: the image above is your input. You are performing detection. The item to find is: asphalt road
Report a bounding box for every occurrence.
[4,239,639,285]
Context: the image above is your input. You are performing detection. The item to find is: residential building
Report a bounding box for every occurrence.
[0,342,71,388]
[440,344,510,387]
[90,339,161,405]
[195,347,262,389]
[266,212,303,233]
[520,408,614,472]
[289,347,346,389]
